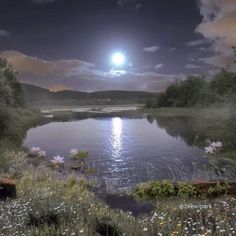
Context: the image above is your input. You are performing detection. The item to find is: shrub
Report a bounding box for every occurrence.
[177,182,198,197]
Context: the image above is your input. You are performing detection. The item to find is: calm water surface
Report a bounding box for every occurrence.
[24,117,208,191]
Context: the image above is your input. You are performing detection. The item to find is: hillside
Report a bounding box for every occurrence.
[21,83,158,106]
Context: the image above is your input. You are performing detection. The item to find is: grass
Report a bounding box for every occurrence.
[0,152,236,236]
[0,107,43,169]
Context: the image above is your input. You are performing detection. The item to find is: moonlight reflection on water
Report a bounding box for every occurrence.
[111,117,123,160]
[24,116,234,192]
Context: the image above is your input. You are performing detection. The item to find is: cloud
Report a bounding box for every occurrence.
[0,29,10,37]
[143,46,160,53]
[185,64,202,69]
[31,0,55,4]
[0,50,176,92]
[185,39,210,47]
[117,0,141,7]
[155,63,164,70]
[196,0,236,71]
[168,48,176,52]
[135,3,142,10]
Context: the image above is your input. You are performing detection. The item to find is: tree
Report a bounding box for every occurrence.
[210,69,236,96]
[0,58,25,107]
[156,76,208,107]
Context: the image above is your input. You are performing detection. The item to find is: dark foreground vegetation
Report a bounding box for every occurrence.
[0,58,42,154]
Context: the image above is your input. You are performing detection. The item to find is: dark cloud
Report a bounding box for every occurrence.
[168,48,176,52]
[31,0,55,4]
[0,29,10,37]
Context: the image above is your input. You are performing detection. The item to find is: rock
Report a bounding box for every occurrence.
[0,179,16,200]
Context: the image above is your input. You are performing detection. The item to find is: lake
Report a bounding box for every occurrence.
[24,116,220,192]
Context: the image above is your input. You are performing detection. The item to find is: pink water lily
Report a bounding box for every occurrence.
[211,141,223,148]
[205,146,215,154]
[30,146,41,155]
[30,147,46,157]
[38,150,46,157]
[51,155,65,165]
[70,148,78,157]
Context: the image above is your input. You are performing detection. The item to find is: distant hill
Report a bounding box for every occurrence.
[21,83,158,106]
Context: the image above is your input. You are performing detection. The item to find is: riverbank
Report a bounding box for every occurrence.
[0,107,43,167]
[143,107,232,119]
[40,105,143,121]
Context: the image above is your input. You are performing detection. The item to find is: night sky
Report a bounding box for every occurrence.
[0,0,235,92]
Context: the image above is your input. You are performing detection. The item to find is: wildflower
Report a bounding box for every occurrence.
[51,155,65,165]
[30,146,41,155]
[38,150,46,157]
[211,141,223,148]
[79,229,84,233]
[70,148,78,157]
[143,227,148,232]
[30,146,46,157]
[205,146,215,154]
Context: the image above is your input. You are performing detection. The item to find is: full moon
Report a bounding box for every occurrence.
[111,52,126,66]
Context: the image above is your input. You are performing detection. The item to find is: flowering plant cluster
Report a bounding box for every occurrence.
[205,141,223,154]
[30,146,46,157]
[29,147,89,167]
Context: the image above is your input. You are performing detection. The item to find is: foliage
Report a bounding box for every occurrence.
[148,69,236,108]
[0,58,24,107]
[220,115,236,153]
[133,181,231,200]
[0,58,42,151]
[207,182,230,197]
[0,107,42,146]
[6,151,28,178]
[210,69,236,96]
[177,182,198,197]
[133,180,176,199]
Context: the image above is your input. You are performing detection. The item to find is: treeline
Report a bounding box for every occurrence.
[146,69,236,108]
[0,58,41,146]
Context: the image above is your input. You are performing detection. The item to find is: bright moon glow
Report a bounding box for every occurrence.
[111,52,126,66]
